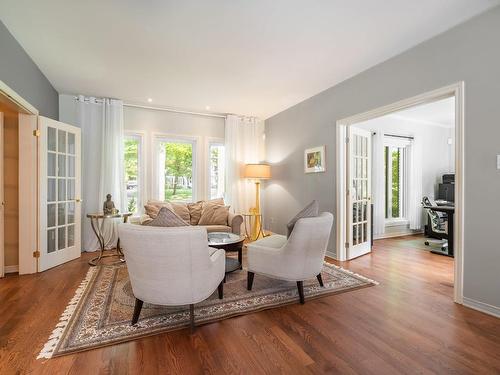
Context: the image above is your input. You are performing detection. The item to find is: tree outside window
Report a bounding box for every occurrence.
[384,143,406,220]
[162,141,194,201]
[124,137,140,213]
[209,143,225,199]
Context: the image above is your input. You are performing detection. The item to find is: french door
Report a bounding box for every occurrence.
[347,127,372,259]
[39,117,81,271]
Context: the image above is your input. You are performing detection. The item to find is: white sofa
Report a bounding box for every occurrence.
[247,212,334,304]
[118,224,226,330]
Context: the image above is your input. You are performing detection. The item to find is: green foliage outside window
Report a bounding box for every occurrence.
[124,139,139,212]
[165,143,193,201]
[385,146,402,219]
[391,149,400,218]
[124,139,138,182]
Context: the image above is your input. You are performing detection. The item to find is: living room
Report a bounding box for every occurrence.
[1,1,500,374]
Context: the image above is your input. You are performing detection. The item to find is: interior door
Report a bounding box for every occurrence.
[0,112,3,278]
[39,116,81,271]
[347,126,372,259]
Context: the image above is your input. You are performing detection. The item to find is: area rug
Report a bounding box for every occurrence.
[38,262,377,359]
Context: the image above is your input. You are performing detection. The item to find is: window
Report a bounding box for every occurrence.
[209,143,225,199]
[124,135,142,213]
[156,138,196,202]
[384,137,409,220]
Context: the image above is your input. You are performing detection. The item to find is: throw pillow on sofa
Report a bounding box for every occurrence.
[146,199,190,222]
[198,202,230,226]
[144,204,161,219]
[188,198,224,225]
[144,200,174,218]
[144,207,190,227]
[286,200,319,238]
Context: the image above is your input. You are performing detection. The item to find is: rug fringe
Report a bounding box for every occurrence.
[323,261,380,285]
[37,266,97,360]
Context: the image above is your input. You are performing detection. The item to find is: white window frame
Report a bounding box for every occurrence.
[153,134,198,202]
[124,131,145,214]
[384,136,411,224]
[207,139,225,200]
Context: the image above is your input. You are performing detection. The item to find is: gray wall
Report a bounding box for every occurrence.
[0,21,58,119]
[264,6,500,310]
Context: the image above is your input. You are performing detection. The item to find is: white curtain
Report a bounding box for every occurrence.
[371,132,385,235]
[77,96,125,251]
[407,136,423,230]
[224,115,264,214]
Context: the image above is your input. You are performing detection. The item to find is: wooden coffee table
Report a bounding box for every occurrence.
[207,232,245,276]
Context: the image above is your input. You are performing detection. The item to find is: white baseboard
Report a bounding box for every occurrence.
[374,230,423,240]
[326,250,337,260]
[463,297,500,318]
[4,265,19,274]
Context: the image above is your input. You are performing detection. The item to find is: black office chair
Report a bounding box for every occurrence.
[422,196,448,251]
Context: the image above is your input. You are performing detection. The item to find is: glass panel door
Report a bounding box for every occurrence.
[347,127,372,259]
[39,117,81,271]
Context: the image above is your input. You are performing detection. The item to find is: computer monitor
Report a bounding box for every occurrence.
[442,174,455,184]
[438,183,454,202]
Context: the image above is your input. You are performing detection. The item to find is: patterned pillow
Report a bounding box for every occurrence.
[286,200,319,238]
[144,207,190,227]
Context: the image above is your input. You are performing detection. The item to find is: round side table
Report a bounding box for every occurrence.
[207,232,245,282]
[243,213,266,241]
[87,212,132,266]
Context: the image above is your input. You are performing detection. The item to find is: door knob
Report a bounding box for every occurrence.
[75,198,82,203]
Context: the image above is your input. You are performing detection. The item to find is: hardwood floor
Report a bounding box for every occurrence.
[1,235,499,374]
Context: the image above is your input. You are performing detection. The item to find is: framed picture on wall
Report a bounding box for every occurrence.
[304,146,326,173]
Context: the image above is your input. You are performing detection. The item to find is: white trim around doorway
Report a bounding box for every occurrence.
[335,82,465,304]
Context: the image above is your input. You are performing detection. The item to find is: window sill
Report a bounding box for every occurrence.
[385,219,409,227]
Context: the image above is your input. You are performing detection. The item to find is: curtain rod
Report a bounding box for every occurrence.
[385,133,414,140]
[73,96,226,118]
[123,103,227,118]
[373,132,414,140]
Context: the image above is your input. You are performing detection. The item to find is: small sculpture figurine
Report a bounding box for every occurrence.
[103,194,118,215]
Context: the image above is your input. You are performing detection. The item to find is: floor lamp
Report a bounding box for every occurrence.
[243,164,271,240]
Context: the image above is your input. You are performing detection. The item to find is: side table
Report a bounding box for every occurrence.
[87,212,132,266]
[243,213,268,241]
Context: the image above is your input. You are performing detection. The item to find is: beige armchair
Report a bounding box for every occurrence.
[247,212,334,304]
[118,224,225,330]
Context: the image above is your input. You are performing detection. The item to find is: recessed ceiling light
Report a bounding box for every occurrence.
[205,105,211,111]
[147,98,153,103]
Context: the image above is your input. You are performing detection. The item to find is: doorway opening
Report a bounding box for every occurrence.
[0,85,38,277]
[335,83,464,303]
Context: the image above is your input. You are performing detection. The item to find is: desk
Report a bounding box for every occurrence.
[423,205,454,257]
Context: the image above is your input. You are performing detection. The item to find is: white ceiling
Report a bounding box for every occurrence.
[389,96,455,128]
[1,1,498,119]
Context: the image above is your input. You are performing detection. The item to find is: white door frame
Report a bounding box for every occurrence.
[335,82,465,304]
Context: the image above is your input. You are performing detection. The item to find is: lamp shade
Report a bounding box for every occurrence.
[243,163,271,179]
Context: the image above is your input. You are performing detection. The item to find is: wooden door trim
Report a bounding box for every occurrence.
[18,114,38,274]
[0,112,3,278]
[0,82,39,275]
